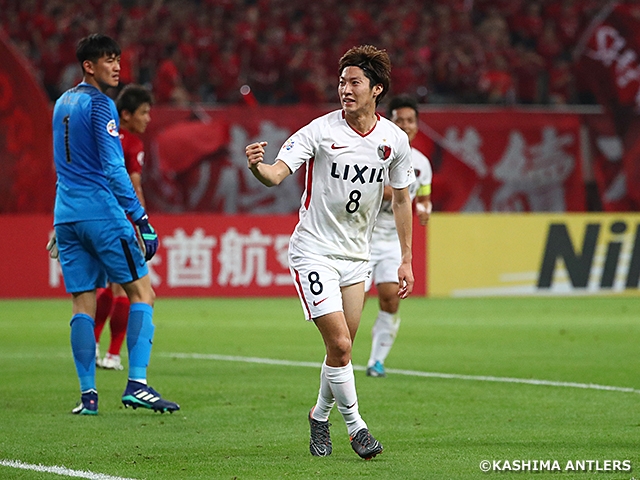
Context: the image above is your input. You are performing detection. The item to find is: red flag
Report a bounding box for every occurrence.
[0,31,54,213]
[575,1,640,209]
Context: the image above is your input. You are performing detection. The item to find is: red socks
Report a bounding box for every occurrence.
[94,288,130,357]
[108,297,130,355]
[94,288,113,341]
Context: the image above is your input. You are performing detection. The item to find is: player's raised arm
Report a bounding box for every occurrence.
[246,141,292,187]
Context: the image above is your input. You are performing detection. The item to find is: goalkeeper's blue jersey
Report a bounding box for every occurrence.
[52,82,145,225]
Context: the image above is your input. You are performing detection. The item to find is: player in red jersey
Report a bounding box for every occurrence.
[95,84,152,370]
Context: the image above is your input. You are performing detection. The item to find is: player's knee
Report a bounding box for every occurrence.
[124,279,155,306]
[379,296,399,314]
[143,287,156,306]
[328,336,352,362]
[376,282,400,313]
[137,284,155,306]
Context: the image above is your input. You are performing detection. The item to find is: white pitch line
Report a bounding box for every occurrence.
[0,459,138,480]
[160,352,640,395]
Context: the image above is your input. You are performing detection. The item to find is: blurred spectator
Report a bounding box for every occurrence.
[512,2,545,49]
[118,32,141,87]
[249,42,281,104]
[38,35,64,101]
[536,21,563,67]
[478,54,515,104]
[0,0,605,106]
[545,0,582,49]
[510,43,545,104]
[547,54,575,105]
[153,43,190,105]
[208,42,242,103]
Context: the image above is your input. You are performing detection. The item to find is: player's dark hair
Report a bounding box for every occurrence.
[76,34,121,68]
[339,45,391,106]
[116,84,154,115]
[387,95,418,119]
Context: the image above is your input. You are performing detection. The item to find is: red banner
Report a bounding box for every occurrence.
[0,92,593,215]
[142,106,586,214]
[0,214,426,298]
[416,109,585,212]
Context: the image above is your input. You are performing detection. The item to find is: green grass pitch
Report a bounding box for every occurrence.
[0,296,639,479]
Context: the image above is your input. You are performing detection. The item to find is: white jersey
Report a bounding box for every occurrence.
[373,147,432,240]
[277,110,415,261]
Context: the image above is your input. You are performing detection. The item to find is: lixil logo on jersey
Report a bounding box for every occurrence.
[377,144,391,160]
[106,119,119,137]
[284,138,295,150]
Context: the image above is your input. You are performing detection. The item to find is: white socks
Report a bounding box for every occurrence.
[368,311,401,367]
[312,360,367,437]
[311,358,335,421]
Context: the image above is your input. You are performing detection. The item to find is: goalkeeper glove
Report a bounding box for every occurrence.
[46,232,59,260]
[134,214,158,261]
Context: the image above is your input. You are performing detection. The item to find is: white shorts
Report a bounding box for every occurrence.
[289,244,371,321]
[364,234,401,292]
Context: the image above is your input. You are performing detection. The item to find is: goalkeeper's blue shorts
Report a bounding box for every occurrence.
[56,217,149,293]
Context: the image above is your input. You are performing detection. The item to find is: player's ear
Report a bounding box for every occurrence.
[82,59,95,76]
[372,83,383,99]
[121,110,132,123]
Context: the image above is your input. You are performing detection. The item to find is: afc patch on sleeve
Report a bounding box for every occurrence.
[283,138,295,150]
[106,119,119,137]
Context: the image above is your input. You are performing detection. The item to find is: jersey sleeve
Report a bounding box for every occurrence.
[413,148,433,187]
[276,118,320,173]
[388,130,416,189]
[122,131,144,175]
[91,96,145,221]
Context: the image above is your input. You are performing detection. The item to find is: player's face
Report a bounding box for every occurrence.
[87,54,121,92]
[338,66,382,116]
[126,103,151,134]
[391,107,418,142]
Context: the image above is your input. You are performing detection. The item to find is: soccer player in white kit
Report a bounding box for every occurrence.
[245,45,416,460]
[365,95,433,378]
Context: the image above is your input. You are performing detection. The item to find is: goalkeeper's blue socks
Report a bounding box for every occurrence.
[70,313,97,392]
[126,303,155,383]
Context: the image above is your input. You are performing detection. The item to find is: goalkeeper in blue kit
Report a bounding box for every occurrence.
[52,34,179,414]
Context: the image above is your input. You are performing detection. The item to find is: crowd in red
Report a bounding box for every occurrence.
[1,0,607,105]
